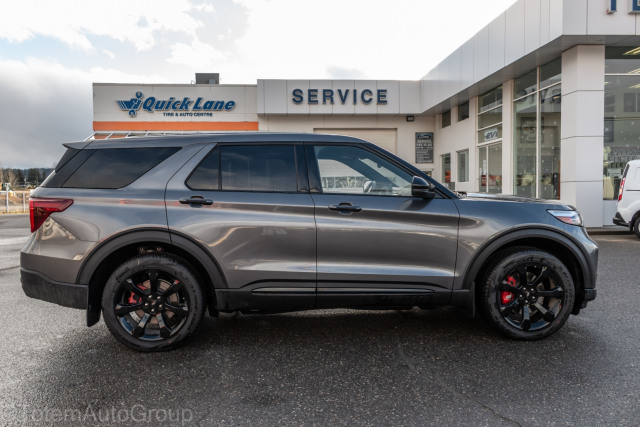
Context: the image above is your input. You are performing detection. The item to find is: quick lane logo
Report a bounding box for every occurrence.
[116,91,236,117]
[117,92,144,117]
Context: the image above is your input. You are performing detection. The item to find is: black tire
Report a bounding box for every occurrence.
[479,247,575,340]
[101,253,205,351]
[633,216,640,239]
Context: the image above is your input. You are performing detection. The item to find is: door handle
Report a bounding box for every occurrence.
[328,203,362,213]
[179,197,214,206]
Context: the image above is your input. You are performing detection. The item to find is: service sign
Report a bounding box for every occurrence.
[415,132,434,164]
[291,88,388,106]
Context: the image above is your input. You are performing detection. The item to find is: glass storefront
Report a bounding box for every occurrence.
[457,149,468,182]
[477,86,503,193]
[603,47,640,200]
[478,143,502,193]
[513,59,561,199]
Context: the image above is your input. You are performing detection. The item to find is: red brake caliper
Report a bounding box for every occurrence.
[501,276,517,305]
[127,284,147,304]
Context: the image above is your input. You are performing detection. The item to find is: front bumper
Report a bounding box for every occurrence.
[21,268,87,309]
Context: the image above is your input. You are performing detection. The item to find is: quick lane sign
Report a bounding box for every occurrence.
[117,91,236,117]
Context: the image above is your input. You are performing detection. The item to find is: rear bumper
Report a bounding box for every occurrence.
[21,268,87,309]
[613,212,629,228]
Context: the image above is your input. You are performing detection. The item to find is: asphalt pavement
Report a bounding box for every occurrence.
[0,214,639,426]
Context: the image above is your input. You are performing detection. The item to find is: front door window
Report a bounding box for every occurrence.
[313,145,412,196]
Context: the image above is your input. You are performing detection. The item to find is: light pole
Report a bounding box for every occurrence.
[4,183,9,213]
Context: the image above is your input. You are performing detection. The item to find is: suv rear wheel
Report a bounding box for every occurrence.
[479,247,575,340]
[101,253,205,351]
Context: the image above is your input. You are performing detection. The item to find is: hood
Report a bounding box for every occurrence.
[462,193,575,209]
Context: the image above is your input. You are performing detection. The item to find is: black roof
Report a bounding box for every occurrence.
[65,132,370,149]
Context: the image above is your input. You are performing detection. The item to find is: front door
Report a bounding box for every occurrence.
[307,144,459,308]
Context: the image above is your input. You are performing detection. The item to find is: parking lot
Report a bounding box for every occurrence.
[1,214,639,426]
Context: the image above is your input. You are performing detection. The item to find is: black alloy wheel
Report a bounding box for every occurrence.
[102,253,205,351]
[480,247,575,340]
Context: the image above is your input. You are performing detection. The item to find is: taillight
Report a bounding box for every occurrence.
[618,177,626,202]
[29,198,74,233]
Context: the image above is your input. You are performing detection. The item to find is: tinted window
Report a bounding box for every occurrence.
[55,148,81,172]
[458,102,469,121]
[187,147,219,190]
[221,145,297,192]
[43,149,95,188]
[442,110,451,128]
[62,147,179,189]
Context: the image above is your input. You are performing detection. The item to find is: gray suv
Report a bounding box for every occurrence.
[21,133,598,351]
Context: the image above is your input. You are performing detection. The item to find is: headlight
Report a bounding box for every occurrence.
[548,209,583,226]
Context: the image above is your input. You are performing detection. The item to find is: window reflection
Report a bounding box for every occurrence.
[603,47,640,200]
[513,58,561,200]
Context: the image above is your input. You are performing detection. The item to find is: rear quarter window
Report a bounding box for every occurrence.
[61,147,179,189]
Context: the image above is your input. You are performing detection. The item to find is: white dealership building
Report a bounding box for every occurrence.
[93,0,640,227]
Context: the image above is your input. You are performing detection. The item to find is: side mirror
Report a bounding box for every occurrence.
[411,176,436,199]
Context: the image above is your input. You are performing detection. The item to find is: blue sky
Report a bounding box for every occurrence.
[0,0,517,168]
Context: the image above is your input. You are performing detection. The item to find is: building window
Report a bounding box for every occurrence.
[477,86,503,193]
[478,143,502,194]
[478,86,503,144]
[458,102,469,121]
[441,153,451,188]
[457,150,469,182]
[603,47,640,200]
[513,58,561,200]
[442,110,451,128]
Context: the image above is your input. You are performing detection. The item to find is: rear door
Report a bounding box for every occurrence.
[306,143,460,308]
[165,142,317,311]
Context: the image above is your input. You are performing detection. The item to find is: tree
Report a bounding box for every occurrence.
[26,168,40,187]
[2,168,19,190]
[15,169,25,188]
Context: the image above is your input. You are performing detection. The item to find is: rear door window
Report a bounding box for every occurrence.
[186,145,299,193]
[221,145,297,192]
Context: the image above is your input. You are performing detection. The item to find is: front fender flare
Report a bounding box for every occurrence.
[451,227,595,312]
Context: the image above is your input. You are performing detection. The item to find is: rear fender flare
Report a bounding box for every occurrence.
[78,228,226,326]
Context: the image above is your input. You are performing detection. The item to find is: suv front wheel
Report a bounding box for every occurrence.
[101,253,205,351]
[480,247,575,340]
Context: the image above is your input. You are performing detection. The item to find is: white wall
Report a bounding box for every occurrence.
[560,45,605,227]
[259,115,435,171]
[433,101,477,193]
